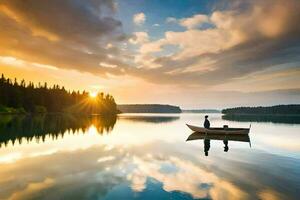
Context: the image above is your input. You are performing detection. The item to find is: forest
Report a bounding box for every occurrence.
[0,74,117,115]
[222,105,300,115]
[222,114,300,124]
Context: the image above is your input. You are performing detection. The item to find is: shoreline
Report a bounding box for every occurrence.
[2,112,300,117]
[0,112,118,116]
[222,113,300,117]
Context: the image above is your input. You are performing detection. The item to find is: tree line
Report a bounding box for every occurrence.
[222,114,300,124]
[222,105,300,115]
[0,74,117,114]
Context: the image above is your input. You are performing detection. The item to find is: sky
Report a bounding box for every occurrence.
[0,0,300,109]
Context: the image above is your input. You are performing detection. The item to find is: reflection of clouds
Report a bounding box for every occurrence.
[127,169,147,192]
[9,178,55,200]
[260,137,300,151]
[0,114,299,200]
[0,129,105,164]
[1,113,298,165]
[128,156,246,199]
[97,156,115,163]
[0,152,22,164]
[258,189,283,200]
[0,140,296,200]
[250,124,300,155]
[0,145,127,200]
[0,113,178,163]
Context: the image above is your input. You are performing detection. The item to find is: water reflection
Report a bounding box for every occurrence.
[204,139,210,156]
[118,114,180,123]
[223,140,229,152]
[0,114,116,147]
[222,114,300,124]
[0,140,298,200]
[0,114,299,200]
[187,133,251,156]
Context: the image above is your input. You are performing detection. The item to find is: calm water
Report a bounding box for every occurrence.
[0,113,299,200]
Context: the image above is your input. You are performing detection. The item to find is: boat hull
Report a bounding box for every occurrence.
[186,124,250,135]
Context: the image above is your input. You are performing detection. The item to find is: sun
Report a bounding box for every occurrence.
[89,92,98,98]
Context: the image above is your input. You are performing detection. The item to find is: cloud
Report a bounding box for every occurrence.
[135,0,300,88]
[0,0,300,104]
[179,14,209,29]
[139,39,166,54]
[129,32,149,45]
[0,0,129,76]
[133,12,146,25]
[99,62,118,68]
[166,14,210,29]
[0,0,123,42]
[165,17,177,24]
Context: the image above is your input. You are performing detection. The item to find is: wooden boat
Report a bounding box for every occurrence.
[186,132,250,143]
[186,124,250,135]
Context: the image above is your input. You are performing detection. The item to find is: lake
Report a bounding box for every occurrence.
[0,113,299,200]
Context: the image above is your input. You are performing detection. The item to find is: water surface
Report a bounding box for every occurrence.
[0,113,299,200]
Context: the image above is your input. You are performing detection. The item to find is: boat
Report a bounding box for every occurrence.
[186,124,250,135]
[186,132,250,143]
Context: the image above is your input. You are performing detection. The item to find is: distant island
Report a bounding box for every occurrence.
[222,114,300,124]
[222,105,300,115]
[0,74,118,115]
[117,104,182,113]
[182,109,220,113]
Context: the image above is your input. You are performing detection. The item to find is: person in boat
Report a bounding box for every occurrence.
[204,115,210,129]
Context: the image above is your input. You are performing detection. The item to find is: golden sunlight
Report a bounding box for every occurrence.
[89,92,98,98]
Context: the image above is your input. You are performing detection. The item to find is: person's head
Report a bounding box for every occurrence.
[205,115,208,119]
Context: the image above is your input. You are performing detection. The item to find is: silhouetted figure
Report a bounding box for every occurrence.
[223,139,229,152]
[204,115,210,128]
[204,139,210,156]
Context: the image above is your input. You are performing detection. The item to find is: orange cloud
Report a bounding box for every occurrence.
[0,5,59,41]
